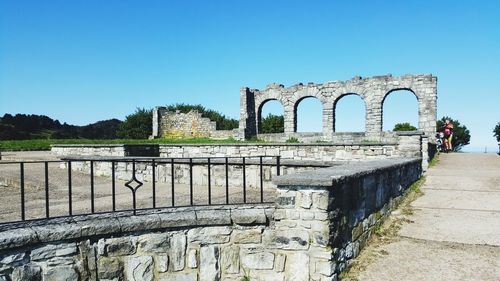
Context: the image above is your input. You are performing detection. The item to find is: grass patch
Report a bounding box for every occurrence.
[340,176,426,281]
[428,153,439,168]
[360,139,380,144]
[285,137,300,143]
[0,137,268,151]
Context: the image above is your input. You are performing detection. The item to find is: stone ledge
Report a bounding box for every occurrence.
[0,204,273,251]
[273,158,421,187]
[52,142,398,148]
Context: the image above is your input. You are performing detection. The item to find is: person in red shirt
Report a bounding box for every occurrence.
[443,119,454,152]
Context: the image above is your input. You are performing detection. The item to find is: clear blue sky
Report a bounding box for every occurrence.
[1,0,499,152]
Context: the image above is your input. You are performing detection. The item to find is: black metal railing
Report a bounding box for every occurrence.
[0,156,282,225]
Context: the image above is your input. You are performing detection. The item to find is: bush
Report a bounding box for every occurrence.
[116,108,153,139]
[393,122,417,131]
[261,114,284,134]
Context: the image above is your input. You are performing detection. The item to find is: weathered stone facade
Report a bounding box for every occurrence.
[239,74,437,140]
[0,158,421,281]
[151,108,237,139]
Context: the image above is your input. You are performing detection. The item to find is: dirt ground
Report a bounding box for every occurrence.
[343,153,500,281]
[0,151,275,223]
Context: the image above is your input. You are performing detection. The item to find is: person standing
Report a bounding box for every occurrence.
[443,119,454,152]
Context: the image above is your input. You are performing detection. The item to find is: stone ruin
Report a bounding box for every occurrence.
[151,108,237,139]
[239,74,437,141]
[151,74,437,143]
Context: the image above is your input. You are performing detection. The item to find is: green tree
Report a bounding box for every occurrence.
[261,114,284,133]
[393,122,418,131]
[436,116,471,152]
[494,122,500,142]
[116,108,152,139]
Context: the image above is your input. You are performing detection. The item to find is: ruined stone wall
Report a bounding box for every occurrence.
[151,108,237,139]
[239,74,437,140]
[0,158,421,281]
[161,109,216,139]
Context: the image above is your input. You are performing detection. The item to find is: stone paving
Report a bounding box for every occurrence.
[353,153,500,280]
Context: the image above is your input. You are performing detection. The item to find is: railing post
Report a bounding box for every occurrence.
[225,157,229,204]
[242,157,246,203]
[171,158,175,207]
[68,161,72,216]
[189,158,193,205]
[90,160,95,214]
[20,162,25,221]
[132,160,137,215]
[44,162,49,218]
[112,161,116,212]
[207,158,211,205]
[260,156,264,203]
[152,159,156,209]
[276,156,281,176]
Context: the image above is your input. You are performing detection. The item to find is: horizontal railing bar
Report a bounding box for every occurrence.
[1,157,329,168]
[1,156,276,165]
[0,160,65,165]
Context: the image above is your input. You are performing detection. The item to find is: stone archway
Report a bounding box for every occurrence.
[239,74,437,140]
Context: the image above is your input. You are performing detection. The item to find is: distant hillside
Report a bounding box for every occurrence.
[0,104,239,141]
[0,114,122,140]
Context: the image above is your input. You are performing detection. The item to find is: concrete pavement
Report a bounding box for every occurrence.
[355,153,500,281]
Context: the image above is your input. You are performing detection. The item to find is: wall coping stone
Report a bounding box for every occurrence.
[394,131,425,136]
[58,155,341,167]
[50,144,125,148]
[0,204,273,251]
[273,158,421,187]
[52,142,398,148]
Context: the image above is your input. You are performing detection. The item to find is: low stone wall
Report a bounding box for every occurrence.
[257,132,371,144]
[0,158,421,281]
[52,132,425,163]
[52,144,125,158]
[157,143,399,161]
[273,158,422,277]
[58,157,323,189]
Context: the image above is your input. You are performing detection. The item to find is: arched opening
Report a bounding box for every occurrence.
[294,97,322,132]
[334,94,366,132]
[382,89,419,131]
[258,99,284,134]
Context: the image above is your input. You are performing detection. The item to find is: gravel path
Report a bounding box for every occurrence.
[352,153,500,280]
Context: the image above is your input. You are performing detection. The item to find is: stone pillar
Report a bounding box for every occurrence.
[151,106,165,139]
[365,101,382,140]
[416,76,438,138]
[239,87,256,140]
[322,102,334,140]
[418,95,437,138]
[284,105,295,136]
[421,135,429,171]
[274,186,336,281]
